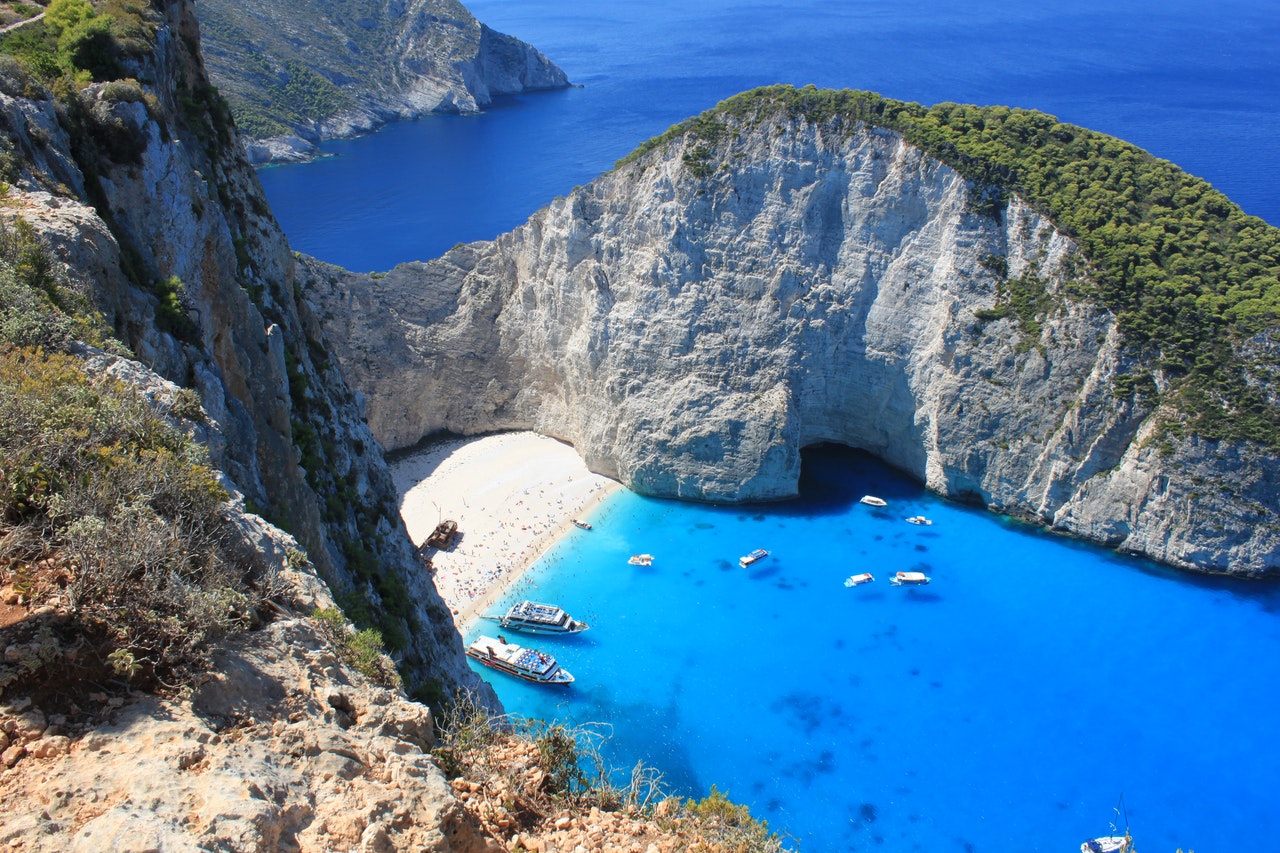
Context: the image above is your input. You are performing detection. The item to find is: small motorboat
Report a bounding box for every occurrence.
[859,495,887,507]
[739,548,769,567]
[627,553,654,566]
[890,571,931,585]
[572,518,592,530]
[905,515,932,526]
[844,572,875,587]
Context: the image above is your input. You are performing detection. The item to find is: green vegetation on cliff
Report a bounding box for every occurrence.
[0,220,271,700]
[0,0,155,83]
[620,84,1280,448]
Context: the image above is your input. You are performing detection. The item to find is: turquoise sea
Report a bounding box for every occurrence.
[255,1,1280,849]
[468,449,1280,851]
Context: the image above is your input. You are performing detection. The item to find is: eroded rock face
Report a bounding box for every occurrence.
[0,0,485,692]
[0,620,496,853]
[306,115,1278,575]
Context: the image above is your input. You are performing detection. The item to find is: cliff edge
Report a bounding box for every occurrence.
[197,0,570,164]
[307,87,1279,576]
[0,0,485,700]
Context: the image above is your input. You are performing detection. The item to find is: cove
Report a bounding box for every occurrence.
[251,1,1280,848]
[259,0,1280,272]
[469,447,1280,851]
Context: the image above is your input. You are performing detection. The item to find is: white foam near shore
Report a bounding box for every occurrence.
[392,431,621,630]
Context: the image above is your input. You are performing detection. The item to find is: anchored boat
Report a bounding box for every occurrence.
[739,548,769,567]
[465,635,574,685]
[859,495,887,507]
[628,553,654,566]
[891,571,931,585]
[905,515,932,525]
[1081,837,1131,853]
[480,600,589,634]
[844,572,875,587]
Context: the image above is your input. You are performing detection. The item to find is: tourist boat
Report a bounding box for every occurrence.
[480,600,589,634]
[1081,837,1132,853]
[890,571,931,585]
[844,572,875,587]
[572,518,592,530]
[465,635,574,685]
[425,519,458,549]
[859,495,887,507]
[739,548,769,567]
[905,515,932,526]
[627,553,654,566]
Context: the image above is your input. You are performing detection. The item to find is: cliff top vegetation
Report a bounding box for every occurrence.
[0,0,155,84]
[620,84,1280,449]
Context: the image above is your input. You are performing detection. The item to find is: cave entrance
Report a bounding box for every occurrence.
[797,442,925,512]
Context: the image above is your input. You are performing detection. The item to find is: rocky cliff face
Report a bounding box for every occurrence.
[1,501,496,853]
[307,112,1278,576]
[0,0,486,697]
[197,0,570,163]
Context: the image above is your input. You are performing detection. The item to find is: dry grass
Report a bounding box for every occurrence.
[433,693,794,852]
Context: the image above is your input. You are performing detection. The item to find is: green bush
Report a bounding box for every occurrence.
[0,218,108,350]
[312,606,401,687]
[0,347,260,697]
[1,0,155,83]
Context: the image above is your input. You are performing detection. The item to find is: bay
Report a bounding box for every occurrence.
[259,0,1280,271]
[472,448,1280,851]
[253,2,1280,849]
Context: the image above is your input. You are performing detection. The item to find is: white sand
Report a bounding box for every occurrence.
[392,432,621,630]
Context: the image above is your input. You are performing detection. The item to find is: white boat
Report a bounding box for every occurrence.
[890,571,931,585]
[1083,798,1134,853]
[739,548,769,567]
[905,515,932,525]
[465,635,574,685]
[627,553,654,566]
[572,518,592,530]
[480,600,589,634]
[844,572,875,587]
[860,495,887,507]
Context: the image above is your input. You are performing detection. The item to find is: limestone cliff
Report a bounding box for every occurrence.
[197,0,570,164]
[0,0,485,698]
[306,101,1278,576]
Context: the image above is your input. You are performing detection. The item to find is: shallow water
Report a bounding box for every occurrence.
[468,447,1280,851]
[252,1,1280,847]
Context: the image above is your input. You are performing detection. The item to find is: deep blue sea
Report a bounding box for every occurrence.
[255,2,1280,849]
[258,0,1280,271]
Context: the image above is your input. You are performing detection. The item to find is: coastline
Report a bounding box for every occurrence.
[391,432,622,633]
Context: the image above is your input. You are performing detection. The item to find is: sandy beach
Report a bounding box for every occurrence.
[391,432,621,630]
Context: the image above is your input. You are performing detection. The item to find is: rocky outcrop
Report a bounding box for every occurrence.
[0,1,484,695]
[1,585,495,852]
[305,111,1278,575]
[197,0,569,164]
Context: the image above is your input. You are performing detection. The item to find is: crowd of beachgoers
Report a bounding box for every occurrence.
[392,432,618,628]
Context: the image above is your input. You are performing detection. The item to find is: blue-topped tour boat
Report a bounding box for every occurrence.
[465,635,574,685]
